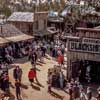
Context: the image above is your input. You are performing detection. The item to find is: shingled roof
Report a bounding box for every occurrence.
[7,12,34,22]
[0,24,33,42]
[0,24,23,37]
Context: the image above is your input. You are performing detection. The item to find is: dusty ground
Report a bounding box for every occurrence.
[9,55,69,100]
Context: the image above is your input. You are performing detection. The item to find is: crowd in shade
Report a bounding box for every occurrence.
[0,32,100,100]
[0,40,33,63]
[67,78,100,100]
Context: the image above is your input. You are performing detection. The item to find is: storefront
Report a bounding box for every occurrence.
[66,27,100,83]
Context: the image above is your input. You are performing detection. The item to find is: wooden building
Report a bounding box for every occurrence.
[7,12,34,35]
[33,11,58,40]
[47,17,64,31]
[33,12,48,33]
[0,23,33,61]
[66,27,100,83]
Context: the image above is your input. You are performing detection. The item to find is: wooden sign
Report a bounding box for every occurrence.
[69,38,100,54]
[83,38,100,44]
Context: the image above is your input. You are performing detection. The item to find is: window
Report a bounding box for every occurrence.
[28,24,33,33]
[35,21,38,30]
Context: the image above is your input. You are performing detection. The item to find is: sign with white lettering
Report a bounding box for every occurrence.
[69,40,100,54]
[83,38,100,44]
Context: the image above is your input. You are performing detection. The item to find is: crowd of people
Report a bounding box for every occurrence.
[68,78,100,100]
[0,62,9,92]
[0,40,33,99]
[0,34,67,99]
[0,40,33,63]
[48,65,66,93]
[0,63,23,100]
[68,79,91,100]
[0,34,100,100]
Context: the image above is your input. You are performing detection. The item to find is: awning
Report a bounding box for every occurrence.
[5,34,34,42]
[0,37,9,46]
[33,29,58,37]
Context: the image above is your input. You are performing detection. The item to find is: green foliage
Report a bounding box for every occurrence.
[60,0,66,10]
[0,0,11,17]
[34,1,66,12]
[0,0,66,16]
[2,6,11,17]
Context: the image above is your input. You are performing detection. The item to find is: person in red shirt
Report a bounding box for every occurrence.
[57,54,64,66]
[28,68,36,85]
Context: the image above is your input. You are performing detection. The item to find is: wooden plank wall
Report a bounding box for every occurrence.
[66,29,100,79]
[78,31,100,39]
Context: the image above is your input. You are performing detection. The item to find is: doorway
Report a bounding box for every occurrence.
[79,60,100,83]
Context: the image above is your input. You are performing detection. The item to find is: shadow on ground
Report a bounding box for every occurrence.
[44,55,51,60]
[36,62,43,66]
[33,82,44,88]
[49,90,64,100]
[13,57,28,64]
[31,84,41,91]
[9,82,15,89]
[21,83,28,90]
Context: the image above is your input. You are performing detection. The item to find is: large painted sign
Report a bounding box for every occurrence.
[69,38,100,54]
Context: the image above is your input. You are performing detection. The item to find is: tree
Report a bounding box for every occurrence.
[2,6,11,17]
[0,0,11,17]
[60,0,66,10]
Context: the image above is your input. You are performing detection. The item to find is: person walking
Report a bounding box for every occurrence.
[0,72,5,91]
[29,51,37,69]
[48,71,52,93]
[69,83,73,100]
[28,68,36,85]
[73,84,80,100]
[0,69,3,89]
[1,62,8,73]
[57,52,64,67]
[13,66,23,82]
[15,80,21,100]
[13,66,18,80]
[80,89,87,100]
[59,71,64,89]
[17,66,22,82]
[86,87,92,100]
[3,72,10,93]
